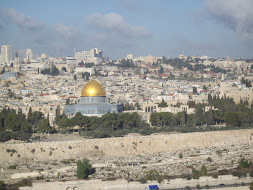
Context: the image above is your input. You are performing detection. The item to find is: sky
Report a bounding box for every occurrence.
[0,0,253,59]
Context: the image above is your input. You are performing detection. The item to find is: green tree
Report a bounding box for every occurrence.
[85,62,95,68]
[0,181,6,190]
[195,104,205,125]
[82,72,90,81]
[78,60,84,66]
[158,66,164,74]
[158,98,168,107]
[187,101,196,108]
[0,131,12,142]
[193,86,198,94]
[40,119,55,133]
[241,77,252,87]
[239,158,252,168]
[249,181,253,190]
[51,66,59,76]
[224,112,242,126]
[58,117,72,129]
[66,98,71,105]
[4,112,20,131]
[150,112,162,126]
[135,102,141,110]
[76,159,94,179]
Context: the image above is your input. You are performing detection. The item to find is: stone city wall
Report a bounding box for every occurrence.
[1,129,253,164]
[20,176,252,190]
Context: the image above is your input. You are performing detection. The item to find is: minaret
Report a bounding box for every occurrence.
[226,56,229,67]
[14,52,20,71]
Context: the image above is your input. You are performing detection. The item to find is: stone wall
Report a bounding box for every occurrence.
[20,176,252,190]
[1,129,253,164]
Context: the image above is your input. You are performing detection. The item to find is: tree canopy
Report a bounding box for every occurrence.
[76,159,95,179]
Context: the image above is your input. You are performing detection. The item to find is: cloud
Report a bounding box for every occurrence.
[85,12,151,39]
[26,23,85,56]
[92,33,135,48]
[0,6,43,30]
[206,0,253,41]
[54,24,81,40]
[120,0,141,12]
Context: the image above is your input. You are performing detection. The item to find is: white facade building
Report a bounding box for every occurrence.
[74,67,95,75]
[24,49,33,62]
[75,48,103,63]
[1,45,12,65]
[145,55,157,64]
[65,56,77,65]
[126,54,134,60]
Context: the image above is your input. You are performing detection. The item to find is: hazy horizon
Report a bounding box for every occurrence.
[0,0,253,59]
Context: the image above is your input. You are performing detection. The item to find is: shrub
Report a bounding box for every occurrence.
[0,131,12,142]
[218,169,229,175]
[76,159,95,179]
[207,157,212,162]
[157,176,163,184]
[250,170,253,177]
[8,165,17,169]
[13,131,31,141]
[138,178,147,184]
[239,158,252,168]
[0,181,6,190]
[6,149,17,153]
[232,171,247,178]
[16,178,32,187]
[62,160,71,164]
[212,173,218,178]
[186,175,192,180]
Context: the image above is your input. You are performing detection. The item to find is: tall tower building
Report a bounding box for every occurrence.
[14,52,20,71]
[24,49,33,62]
[1,45,12,64]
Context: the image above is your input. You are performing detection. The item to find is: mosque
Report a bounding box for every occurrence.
[64,79,123,117]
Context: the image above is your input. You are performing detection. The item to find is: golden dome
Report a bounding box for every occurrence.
[81,80,106,97]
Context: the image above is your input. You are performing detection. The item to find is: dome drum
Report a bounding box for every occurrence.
[80,96,106,104]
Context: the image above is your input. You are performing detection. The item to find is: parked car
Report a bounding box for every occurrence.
[145,185,159,190]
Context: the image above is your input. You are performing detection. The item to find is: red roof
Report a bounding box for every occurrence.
[69,96,78,99]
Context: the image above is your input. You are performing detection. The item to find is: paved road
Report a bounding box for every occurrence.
[163,183,250,190]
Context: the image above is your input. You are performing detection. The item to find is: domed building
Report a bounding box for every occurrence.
[64,80,123,117]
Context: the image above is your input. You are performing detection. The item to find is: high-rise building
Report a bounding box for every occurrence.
[24,49,33,62]
[1,45,12,64]
[75,48,103,63]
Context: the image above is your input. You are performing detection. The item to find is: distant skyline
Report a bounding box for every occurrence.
[0,0,253,59]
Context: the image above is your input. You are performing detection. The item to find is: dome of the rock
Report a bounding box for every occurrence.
[64,79,122,117]
[81,80,106,97]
